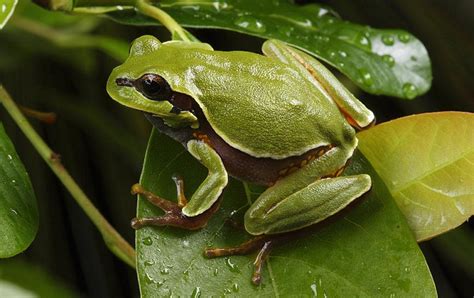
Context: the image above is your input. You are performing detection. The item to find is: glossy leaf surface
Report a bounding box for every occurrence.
[135,130,435,297]
[0,0,17,29]
[358,112,474,241]
[0,123,38,258]
[103,0,432,99]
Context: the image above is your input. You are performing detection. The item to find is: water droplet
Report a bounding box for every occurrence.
[382,54,395,67]
[116,5,124,10]
[11,179,16,184]
[182,240,190,247]
[10,208,18,215]
[181,5,200,12]
[224,288,232,294]
[310,283,317,296]
[191,287,201,298]
[328,51,336,58]
[381,34,395,46]
[404,266,410,273]
[160,267,170,275]
[143,237,153,246]
[277,26,294,37]
[234,16,266,33]
[356,32,372,50]
[389,293,396,298]
[212,1,229,11]
[317,8,329,17]
[232,283,239,292]
[144,260,155,267]
[213,268,218,276]
[144,273,155,284]
[225,258,239,272]
[398,33,411,43]
[1,4,6,13]
[337,62,345,68]
[402,83,417,99]
[338,50,347,58]
[7,154,12,160]
[359,68,374,87]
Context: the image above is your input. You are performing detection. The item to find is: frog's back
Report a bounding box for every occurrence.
[158,46,352,159]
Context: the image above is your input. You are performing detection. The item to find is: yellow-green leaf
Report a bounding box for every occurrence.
[358,112,474,241]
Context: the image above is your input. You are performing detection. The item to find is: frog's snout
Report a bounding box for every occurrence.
[115,77,134,87]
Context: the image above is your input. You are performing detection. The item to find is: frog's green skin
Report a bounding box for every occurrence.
[107,36,374,235]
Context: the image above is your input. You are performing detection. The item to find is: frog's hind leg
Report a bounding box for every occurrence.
[205,235,283,285]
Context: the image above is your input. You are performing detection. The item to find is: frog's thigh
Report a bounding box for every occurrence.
[182,140,228,217]
[244,174,371,235]
[262,40,374,128]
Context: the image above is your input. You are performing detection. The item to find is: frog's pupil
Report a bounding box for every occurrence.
[137,74,171,101]
[143,78,160,94]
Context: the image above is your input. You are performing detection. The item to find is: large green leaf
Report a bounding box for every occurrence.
[358,112,474,242]
[135,130,435,297]
[101,0,432,99]
[0,123,38,258]
[0,260,79,297]
[0,0,17,29]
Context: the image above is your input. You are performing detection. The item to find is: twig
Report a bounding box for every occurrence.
[0,85,136,268]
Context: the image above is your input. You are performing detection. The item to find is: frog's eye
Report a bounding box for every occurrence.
[136,74,172,101]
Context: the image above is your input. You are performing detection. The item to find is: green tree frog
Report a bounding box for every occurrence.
[107,36,375,284]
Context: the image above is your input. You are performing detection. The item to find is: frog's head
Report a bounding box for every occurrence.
[107,35,199,128]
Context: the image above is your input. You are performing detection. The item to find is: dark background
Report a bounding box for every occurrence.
[0,0,472,297]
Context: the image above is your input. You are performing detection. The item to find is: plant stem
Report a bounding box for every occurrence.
[0,86,136,269]
[135,0,191,42]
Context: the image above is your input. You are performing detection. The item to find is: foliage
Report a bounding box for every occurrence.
[0,0,472,297]
[0,121,38,258]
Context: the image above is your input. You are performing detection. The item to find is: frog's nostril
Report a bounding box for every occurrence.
[115,77,134,87]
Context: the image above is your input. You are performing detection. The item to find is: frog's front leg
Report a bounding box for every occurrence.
[131,139,228,230]
[206,145,371,284]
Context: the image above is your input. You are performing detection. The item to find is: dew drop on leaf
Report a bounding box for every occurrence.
[398,33,411,43]
[356,32,372,50]
[225,257,239,272]
[143,236,153,246]
[381,34,395,46]
[232,283,239,292]
[191,286,201,298]
[402,83,417,99]
[382,54,395,67]
[234,16,266,33]
[338,50,347,58]
[144,260,155,267]
[310,283,318,296]
[359,68,374,87]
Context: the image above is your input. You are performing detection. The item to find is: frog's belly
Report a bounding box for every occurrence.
[195,111,332,186]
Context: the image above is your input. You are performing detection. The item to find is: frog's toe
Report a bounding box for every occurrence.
[130,183,222,230]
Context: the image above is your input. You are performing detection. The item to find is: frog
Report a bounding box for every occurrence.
[107,35,375,285]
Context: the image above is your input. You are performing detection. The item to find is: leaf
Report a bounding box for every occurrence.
[357,112,474,241]
[103,0,432,99]
[0,123,38,258]
[0,0,17,29]
[135,130,435,296]
[0,260,79,298]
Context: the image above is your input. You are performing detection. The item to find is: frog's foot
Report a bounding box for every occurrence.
[205,235,288,285]
[130,178,220,230]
